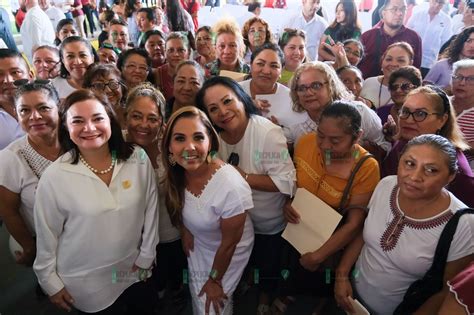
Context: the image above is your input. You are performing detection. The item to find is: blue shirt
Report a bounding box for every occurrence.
[0,8,18,52]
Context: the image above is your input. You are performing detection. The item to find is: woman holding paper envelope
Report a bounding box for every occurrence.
[196,76,296,315]
[334,135,474,315]
[273,101,380,315]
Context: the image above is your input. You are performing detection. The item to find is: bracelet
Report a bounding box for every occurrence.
[245,173,249,181]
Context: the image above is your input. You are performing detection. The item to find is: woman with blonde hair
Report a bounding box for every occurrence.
[206,18,250,77]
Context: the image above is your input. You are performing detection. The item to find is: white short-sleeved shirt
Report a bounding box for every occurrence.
[45,6,66,30]
[288,101,391,152]
[218,115,296,234]
[52,76,77,100]
[360,76,391,109]
[407,9,452,69]
[0,136,52,234]
[239,79,307,143]
[33,147,159,313]
[184,164,254,315]
[0,109,24,150]
[283,11,328,61]
[20,5,55,62]
[354,176,474,315]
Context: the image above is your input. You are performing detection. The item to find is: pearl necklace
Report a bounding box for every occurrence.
[79,154,116,174]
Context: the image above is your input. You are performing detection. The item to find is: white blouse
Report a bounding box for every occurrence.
[354,176,474,315]
[33,147,159,313]
[218,115,296,235]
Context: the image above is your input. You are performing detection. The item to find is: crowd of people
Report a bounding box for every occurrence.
[1,0,474,314]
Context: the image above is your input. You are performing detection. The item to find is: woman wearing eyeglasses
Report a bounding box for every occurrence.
[83,64,127,128]
[377,65,422,126]
[382,86,474,206]
[33,89,158,314]
[33,46,61,80]
[196,76,296,315]
[278,28,307,87]
[0,81,61,267]
[194,26,216,68]
[117,48,154,90]
[154,32,190,101]
[287,62,389,155]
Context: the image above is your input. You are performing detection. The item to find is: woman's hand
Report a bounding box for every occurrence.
[49,288,75,312]
[131,264,151,281]
[198,279,228,315]
[254,99,271,114]
[14,244,36,266]
[283,199,300,224]
[334,278,355,314]
[299,251,321,272]
[181,226,194,257]
[383,114,398,142]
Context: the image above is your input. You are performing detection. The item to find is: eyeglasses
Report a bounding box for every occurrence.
[90,80,122,91]
[295,81,328,94]
[452,74,474,85]
[384,6,407,13]
[389,83,416,92]
[14,79,51,87]
[399,108,441,122]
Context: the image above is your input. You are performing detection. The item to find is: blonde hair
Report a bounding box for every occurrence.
[406,86,469,151]
[289,62,353,113]
[161,106,220,227]
[212,18,245,58]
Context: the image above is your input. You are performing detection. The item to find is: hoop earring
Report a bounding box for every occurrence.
[168,153,176,166]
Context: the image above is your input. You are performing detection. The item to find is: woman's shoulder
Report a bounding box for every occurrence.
[1,135,28,154]
[249,115,281,132]
[212,164,251,194]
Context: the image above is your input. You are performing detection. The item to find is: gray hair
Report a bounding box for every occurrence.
[452,59,474,73]
[125,82,166,118]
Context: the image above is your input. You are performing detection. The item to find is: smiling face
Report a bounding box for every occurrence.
[381,46,412,77]
[0,56,32,96]
[62,41,94,81]
[126,96,162,147]
[174,64,202,106]
[109,24,129,51]
[90,73,124,107]
[296,68,331,115]
[398,92,448,141]
[250,49,282,92]
[452,66,474,101]
[66,99,112,152]
[122,54,149,87]
[283,35,305,71]
[165,38,189,69]
[16,90,59,138]
[97,48,118,64]
[397,144,454,201]
[33,48,60,80]
[335,3,346,23]
[168,115,211,173]
[203,84,248,133]
[248,21,267,49]
[389,77,416,106]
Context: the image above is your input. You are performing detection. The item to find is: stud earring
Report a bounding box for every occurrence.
[168,153,176,166]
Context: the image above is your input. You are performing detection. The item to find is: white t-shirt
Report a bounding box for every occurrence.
[288,101,391,152]
[239,79,307,143]
[407,9,452,68]
[20,5,55,63]
[283,11,328,61]
[33,146,159,313]
[184,164,254,315]
[218,115,296,234]
[52,76,77,100]
[360,76,391,109]
[0,109,24,150]
[354,176,474,315]
[0,136,52,235]
[45,6,66,30]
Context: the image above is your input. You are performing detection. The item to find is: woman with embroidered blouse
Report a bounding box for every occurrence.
[273,101,380,315]
[161,106,254,315]
[0,81,61,266]
[335,135,474,315]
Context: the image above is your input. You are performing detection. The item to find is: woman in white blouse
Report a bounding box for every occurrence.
[0,80,61,266]
[33,89,159,314]
[161,106,254,315]
[196,76,296,314]
[335,135,474,315]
